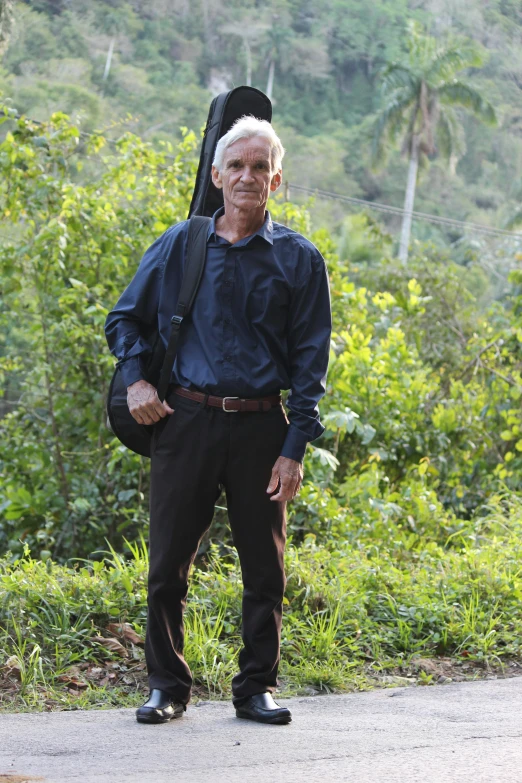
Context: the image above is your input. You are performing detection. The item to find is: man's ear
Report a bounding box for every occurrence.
[211,165,223,190]
[270,169,282,193]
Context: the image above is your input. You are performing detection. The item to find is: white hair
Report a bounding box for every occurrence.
[212,115,285,173]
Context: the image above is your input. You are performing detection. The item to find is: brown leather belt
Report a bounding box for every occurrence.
[172,385,282,412]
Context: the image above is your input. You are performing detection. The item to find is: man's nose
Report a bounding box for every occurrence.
[240,167,256,182]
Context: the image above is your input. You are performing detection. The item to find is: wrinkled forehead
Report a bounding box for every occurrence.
[222,136,273,166]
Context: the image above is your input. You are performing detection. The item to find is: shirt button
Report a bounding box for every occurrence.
[224,354,232,361]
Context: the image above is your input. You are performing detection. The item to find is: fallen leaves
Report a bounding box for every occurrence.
[90,622,144,659]
[2,656,22,680]
[56,665,89,690]
[106,622,144,647]
[91,637,129,658]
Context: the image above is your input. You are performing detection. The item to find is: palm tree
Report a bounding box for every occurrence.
[372,22,497,264]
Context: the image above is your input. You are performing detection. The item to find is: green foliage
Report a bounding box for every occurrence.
[0,107,198,559]
[1,1,522,707]
[0,0,519,245]
[1,107,522,564]
[2,498,522,708]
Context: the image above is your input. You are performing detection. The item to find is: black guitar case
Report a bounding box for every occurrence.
[106,86,272,457]
[189,86,272,218]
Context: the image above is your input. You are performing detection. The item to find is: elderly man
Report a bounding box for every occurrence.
[104,116,331,725]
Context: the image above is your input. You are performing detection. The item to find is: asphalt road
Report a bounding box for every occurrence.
[1,678,521,783]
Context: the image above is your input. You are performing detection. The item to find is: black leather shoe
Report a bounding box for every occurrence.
[235,692,291,725]
[136,688,185,724]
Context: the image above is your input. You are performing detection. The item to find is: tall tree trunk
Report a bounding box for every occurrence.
[103,37,116,82]
[200,0,215,55]
[266,57,275,101]
[0,0,14,57]
[398,136,419,265]
[244,38,252,86]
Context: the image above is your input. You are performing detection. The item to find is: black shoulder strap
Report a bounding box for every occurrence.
[156,216,211,402]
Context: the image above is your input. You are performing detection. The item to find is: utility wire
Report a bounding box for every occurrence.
[287,184,522,240]
[1,389,100,400]
[2,117,519,412]
[3,110,522,240]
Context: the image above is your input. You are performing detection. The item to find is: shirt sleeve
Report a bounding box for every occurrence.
[281,246,332,463]
[104,234,167,389]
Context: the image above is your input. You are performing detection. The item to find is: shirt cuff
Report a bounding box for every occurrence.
[280,425,310,463]
[118,357,144,388]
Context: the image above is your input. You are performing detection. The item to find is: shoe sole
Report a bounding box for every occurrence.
[136,710,184,724]
[235,711,292,725]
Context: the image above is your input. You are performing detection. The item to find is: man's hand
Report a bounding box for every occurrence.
[266,456,303,502]
[127,380,174,425]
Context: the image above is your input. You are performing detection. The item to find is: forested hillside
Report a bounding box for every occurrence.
[2,0,522,246]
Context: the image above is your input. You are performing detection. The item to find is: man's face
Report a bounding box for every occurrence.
[211,136,282,211]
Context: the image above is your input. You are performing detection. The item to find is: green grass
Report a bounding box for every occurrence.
[2,495,522,712]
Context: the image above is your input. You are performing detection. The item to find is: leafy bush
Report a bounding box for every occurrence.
[2,492,522,709]
[2,107,522,708]
[1,107,522,562]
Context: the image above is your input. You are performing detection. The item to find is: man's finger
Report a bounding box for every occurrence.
[154,394,174,416]
[270,488,290,501]
[130,411,145,425]
[270,474,296,501]
[151,400,168,419]
[138,409,156,425]
[291,482,302,500]
[266,470,280,493]
[137,405,162,425]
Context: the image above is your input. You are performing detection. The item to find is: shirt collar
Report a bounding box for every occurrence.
[207,206,274,246]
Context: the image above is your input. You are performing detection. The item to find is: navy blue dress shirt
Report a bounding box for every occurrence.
[104,207,332,463]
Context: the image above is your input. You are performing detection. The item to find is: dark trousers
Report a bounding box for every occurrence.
[144,387,289,706]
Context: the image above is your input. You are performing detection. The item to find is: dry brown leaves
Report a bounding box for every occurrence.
[106,622,144,647]
[90,621,144,660]
[91,637,129,658]
[2,657,22,681]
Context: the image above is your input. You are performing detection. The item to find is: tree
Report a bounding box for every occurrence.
[219,14,270,87]
[372,22,497,264]
[0,0,14,56]
[0,108,199,560]
[261,12,292,101]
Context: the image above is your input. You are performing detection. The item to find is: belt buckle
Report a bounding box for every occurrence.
[222,396,239,412]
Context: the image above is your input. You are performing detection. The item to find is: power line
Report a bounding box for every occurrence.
[287,184,522,240]
[1,386,104,399]
[3,110,522,240]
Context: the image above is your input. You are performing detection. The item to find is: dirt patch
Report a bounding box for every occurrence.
[0,775,46,782]
[2,656,522,711]
[372,657,522,687]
